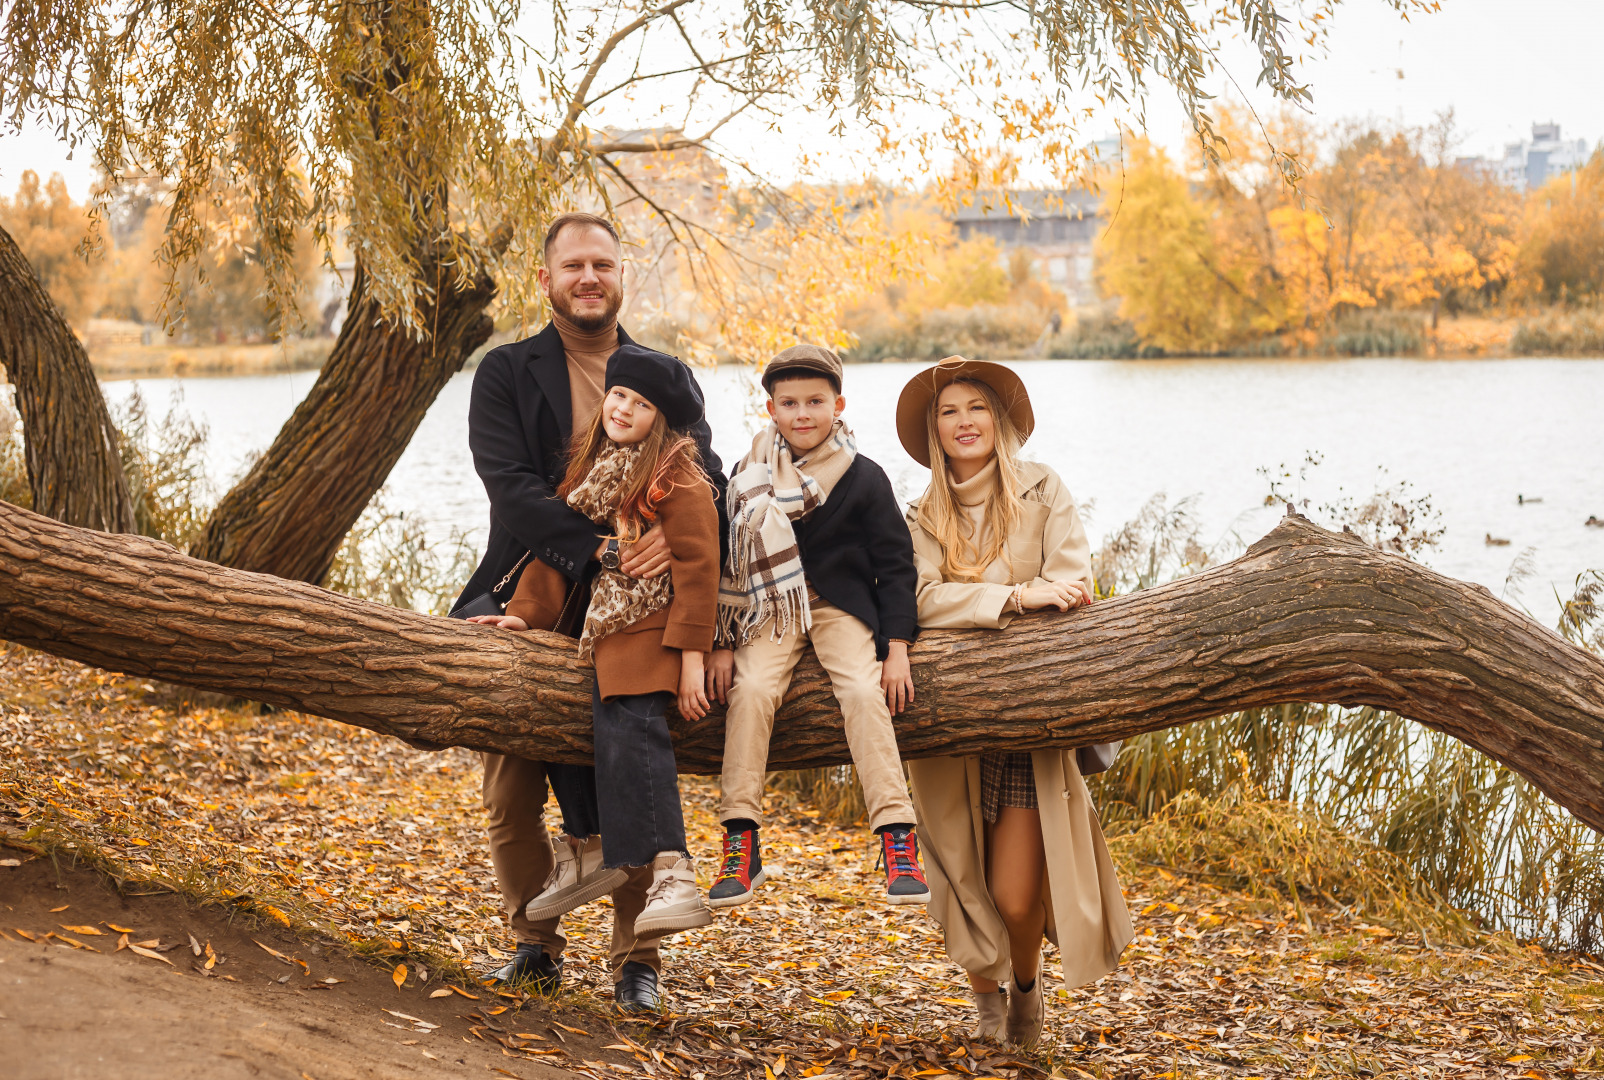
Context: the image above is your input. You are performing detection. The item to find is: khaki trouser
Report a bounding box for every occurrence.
[720,597,915,832]
[481,752,660,980]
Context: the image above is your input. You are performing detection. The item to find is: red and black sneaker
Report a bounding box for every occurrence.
[877,826,930,905]
[707,827,766,909]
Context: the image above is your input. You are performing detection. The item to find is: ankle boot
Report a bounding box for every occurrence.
[971,988,1006,1040]
[633,852,713,936]
[524,834,627,921]
[1005,971,1044,1049]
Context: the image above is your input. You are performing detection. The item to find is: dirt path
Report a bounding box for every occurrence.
[1,852,604,1080]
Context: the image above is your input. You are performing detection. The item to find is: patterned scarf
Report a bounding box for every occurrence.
[565,441,673,661]
[717,420,857,646]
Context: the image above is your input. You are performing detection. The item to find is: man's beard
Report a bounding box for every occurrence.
[551,284,622,332]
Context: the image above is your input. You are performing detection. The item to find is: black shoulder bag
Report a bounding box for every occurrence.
[449,551,530,620]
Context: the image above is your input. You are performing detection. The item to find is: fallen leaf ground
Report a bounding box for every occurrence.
[2,642,1602,1079]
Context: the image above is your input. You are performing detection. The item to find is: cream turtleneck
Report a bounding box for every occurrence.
[947,458,1012,585]
[554,311,618,429]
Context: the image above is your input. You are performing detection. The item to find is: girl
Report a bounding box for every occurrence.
[895,356,1133,1049]
[471,344,719,942]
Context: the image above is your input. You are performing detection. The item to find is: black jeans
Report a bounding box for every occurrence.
[547,685,688,870]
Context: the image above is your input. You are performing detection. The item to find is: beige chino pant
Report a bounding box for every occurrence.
[481,752,660,981]
[720,597,916,833]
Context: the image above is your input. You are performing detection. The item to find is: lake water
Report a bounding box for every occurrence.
[101,357,1604,627]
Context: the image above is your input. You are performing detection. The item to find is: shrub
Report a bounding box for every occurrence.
[1323,309,1425,356]
[1510,307,1604,355]
[844,302,1051,362]
[1046,307,1156,359]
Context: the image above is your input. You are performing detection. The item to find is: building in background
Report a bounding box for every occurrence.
[1460,123,1595,191]
[948,189,1105,306]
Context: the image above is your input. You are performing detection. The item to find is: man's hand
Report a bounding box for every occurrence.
[619,524,671,578]
[466,614,530,631]
[679,651,712,721]
[881,640,915,716]
[706,648,735,704]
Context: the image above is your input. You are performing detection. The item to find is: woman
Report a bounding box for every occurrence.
[897,356,1133,1049]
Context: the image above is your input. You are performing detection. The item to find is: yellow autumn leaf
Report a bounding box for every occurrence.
[129,943,173,965]
[61,924,103,935]
[392,962,407,989]
[429,988,453,998]
[105,923,134,933]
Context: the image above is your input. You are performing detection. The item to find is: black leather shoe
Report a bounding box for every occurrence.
[490,943,562,994]
[614,961,660,1013]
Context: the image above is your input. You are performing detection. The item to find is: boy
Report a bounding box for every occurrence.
[706,344,929,906]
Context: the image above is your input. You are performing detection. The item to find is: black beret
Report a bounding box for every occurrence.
[605,344,705,430]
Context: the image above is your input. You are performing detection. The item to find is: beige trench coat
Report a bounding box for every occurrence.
[905,459,1134,989]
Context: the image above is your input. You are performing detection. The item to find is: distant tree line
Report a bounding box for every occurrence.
[0,171,324,344]
[1096,110,1604,355]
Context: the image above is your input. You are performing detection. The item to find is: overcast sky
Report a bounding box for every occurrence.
[3,0,1601,200]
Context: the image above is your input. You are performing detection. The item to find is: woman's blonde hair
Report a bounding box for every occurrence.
[558,401,701,544]
[914,376,1027,582]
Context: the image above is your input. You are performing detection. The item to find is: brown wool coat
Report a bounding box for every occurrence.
[507,465,720,700]
[904,459,1134,990]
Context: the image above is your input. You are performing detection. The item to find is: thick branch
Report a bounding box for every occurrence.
[0,223,136,533]
[1,501,1601,831]
[186,250,496,584]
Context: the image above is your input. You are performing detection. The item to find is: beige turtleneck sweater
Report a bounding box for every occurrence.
[553,311,617,430]
[948,459,1013,586]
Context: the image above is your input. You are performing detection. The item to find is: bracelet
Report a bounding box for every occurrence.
[1010,583,1026,614]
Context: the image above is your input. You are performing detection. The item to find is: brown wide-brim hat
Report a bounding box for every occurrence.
[895,356,1035,468]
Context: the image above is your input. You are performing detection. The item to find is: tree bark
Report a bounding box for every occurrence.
[186,257,495,584]
[0,223,136,533]
[2,500,1602,831]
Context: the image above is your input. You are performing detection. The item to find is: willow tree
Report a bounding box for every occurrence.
[1,0,1425,582]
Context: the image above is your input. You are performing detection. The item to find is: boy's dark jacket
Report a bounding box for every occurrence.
[456,322,726,613]
[785,454,919,660]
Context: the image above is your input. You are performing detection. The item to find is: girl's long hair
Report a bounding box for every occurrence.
[915,376,1027,582]
[558,403,702,543]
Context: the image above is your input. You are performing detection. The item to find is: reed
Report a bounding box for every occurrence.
[1510,307,1604,356]
[0,391,28,510]
[323,494,480,616]
[110,387,215,550]
[1322,310,1426,357]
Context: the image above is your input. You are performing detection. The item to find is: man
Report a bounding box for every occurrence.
[455,212,725,1012]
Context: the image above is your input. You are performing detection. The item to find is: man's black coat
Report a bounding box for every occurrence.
[455,323,726,610]
[790,454,919,661]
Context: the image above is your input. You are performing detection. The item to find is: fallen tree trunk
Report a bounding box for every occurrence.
[2,499,1602,831]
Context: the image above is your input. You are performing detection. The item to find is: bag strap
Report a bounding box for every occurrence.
[489,550,531,600]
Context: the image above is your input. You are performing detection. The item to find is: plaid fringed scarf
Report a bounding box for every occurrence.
[565,441,673,661]
[717,420,857,646]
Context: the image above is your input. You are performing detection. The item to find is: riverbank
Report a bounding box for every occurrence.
[3,642,1601,1078]
[86,339,333,380]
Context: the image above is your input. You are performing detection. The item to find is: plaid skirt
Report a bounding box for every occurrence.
[979,752,1038,823]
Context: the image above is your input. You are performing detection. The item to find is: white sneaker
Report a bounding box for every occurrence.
[524,834,627,921]
[633,853,713,937]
